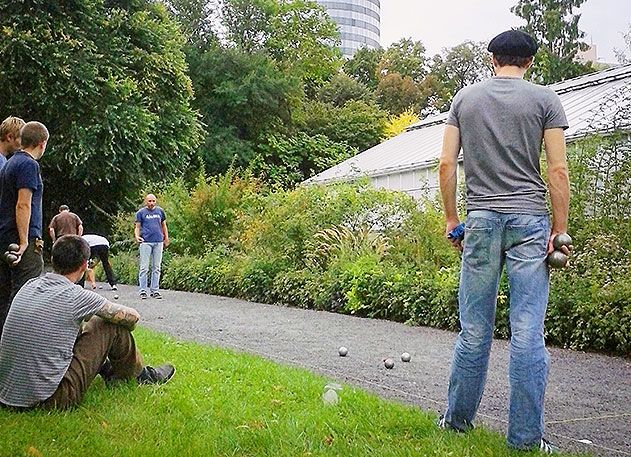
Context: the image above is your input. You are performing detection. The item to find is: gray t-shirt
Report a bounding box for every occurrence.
[446,77,568,214]
[0,273,106,407]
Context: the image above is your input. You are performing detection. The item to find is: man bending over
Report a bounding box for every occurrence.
[0,235,175,410]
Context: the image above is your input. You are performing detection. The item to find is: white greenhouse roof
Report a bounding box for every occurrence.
[306,64,631,185]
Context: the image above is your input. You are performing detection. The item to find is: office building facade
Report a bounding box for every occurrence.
[316,0,381,58]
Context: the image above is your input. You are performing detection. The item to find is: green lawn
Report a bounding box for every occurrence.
[0,328,581,457]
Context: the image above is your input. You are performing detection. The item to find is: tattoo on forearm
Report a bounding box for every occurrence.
[96,302,140,330]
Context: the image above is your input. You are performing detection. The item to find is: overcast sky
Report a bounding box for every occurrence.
[380,0,630,63]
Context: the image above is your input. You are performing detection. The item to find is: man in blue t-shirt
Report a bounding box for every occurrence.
[134,194,169,299]
[0,121,48,336]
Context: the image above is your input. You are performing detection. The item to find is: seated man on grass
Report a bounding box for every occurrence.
[0,235,175,410]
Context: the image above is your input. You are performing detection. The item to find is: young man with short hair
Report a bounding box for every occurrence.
[0,121,49,335]
[0,235,174,410]
[0,116,25,170]
[134,194,169,299]
[438,30,571,453]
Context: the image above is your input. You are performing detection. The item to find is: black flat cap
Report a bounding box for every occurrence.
[488,30,538,57]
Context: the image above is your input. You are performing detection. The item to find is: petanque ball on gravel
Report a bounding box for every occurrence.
[401,352,411,362]
[384,358,394,369]
[113,294,119,300]
[338,346,348,357]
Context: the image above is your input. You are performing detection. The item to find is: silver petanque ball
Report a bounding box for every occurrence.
[547,250,568,268]
[113,294,119,300]
[7,243,19,252]
[384,358,395,369]
[552,233,572,250]
[338,346,348,357]
[401,352,411,363]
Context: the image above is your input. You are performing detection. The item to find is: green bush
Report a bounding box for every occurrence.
[110,162,631,355]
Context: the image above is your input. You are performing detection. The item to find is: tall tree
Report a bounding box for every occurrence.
[318,73,374,107]
[378,38,428,83]
[423,41,493,113]
[188,46,300,174]
[266,0,342,91]
[222,0,341,92]
[344,47,384,89]
[375,72,424,115]
[221,0,277,53]
[512,0,593,83]
[0,0,201,230]
[163,0,219,47]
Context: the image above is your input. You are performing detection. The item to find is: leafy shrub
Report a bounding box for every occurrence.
[110,161,631,355]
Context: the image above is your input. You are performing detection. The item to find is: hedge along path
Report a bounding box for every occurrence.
[102,284,631,457]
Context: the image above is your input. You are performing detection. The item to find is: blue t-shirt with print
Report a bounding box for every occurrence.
[135,206,166,242]
[0,151,44,242]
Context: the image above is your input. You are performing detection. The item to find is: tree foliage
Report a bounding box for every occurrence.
[187,46,300,174]
[318,73,374,107]
[424,41,493,113]
[383,109,420,139]
[163,0,219,47]
[251,132,356,187]
[343,47,384,89]
[0,0,201,229]
[512,0,594,83]
[378,38,428,83]
[376,72,424,115]
[222,0,341,91]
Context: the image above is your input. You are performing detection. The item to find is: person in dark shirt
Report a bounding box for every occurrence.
[0,121,48,336]
[48,205,83,243]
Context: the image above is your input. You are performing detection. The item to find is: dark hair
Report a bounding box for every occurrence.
[52,235,90,274]
[59,205,69,212]
[494,54,532,68]
[20,121,49,148]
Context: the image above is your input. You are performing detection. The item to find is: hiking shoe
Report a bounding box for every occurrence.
[539,438,559,454]
[151,292,162,299]
[137,364,175,385]
[111,285,118,291]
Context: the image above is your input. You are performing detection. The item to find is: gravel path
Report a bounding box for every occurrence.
[100,284,630,456]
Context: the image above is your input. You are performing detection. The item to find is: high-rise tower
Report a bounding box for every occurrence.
[316,0,381,58]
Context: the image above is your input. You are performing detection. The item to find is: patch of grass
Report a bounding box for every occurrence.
[0,329,579,457]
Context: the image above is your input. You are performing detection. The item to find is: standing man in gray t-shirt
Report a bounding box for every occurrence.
[437,30,571,453]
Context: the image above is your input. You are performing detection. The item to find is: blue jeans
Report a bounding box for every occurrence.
[138,242,163,294]
[444,210,551,449]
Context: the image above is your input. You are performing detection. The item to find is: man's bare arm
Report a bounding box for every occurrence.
[161,220,170,247]
[439,125,462,234]
[134,222,143,243]
[96,302,140,330]
[15,188,33,257]
[544,128,570,252]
